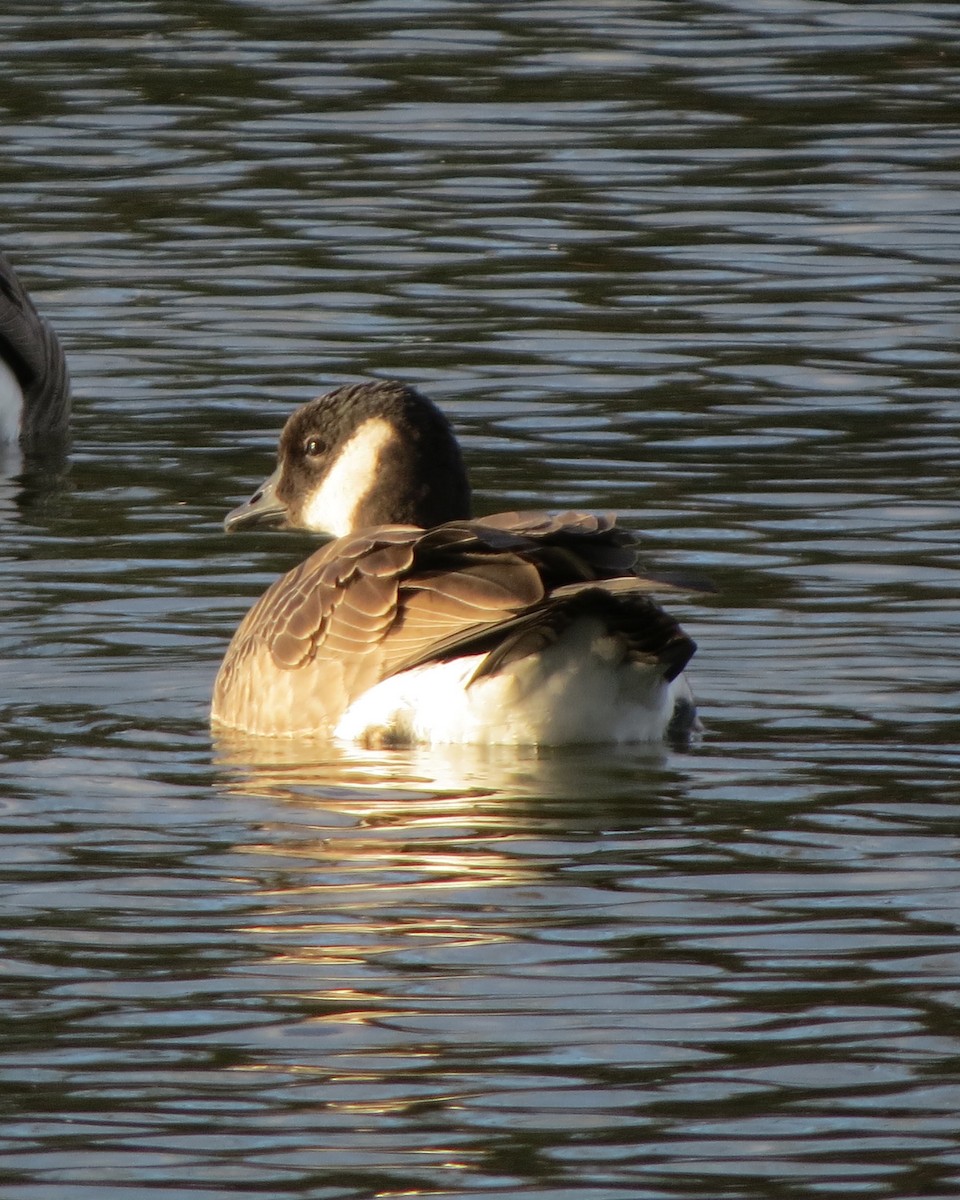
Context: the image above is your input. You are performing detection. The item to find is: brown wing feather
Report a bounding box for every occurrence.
[471,585,696,683]
[213,512,694,736]
[257,532,414,674]
[380,556,546,677]
[212,528,416,733]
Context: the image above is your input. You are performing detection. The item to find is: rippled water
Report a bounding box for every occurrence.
[3,2,960,1197]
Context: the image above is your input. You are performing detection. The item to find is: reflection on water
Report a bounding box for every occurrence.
[213,728,683,808]
[3,0,960,1196]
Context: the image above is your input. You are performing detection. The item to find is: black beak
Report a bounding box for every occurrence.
[223,466,289,532]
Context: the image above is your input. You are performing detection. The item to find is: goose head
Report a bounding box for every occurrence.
[225,380,472,536]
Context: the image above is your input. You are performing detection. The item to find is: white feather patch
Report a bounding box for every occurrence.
[0,358,24,444]
[334,617,691,746]
[300,416,396,535]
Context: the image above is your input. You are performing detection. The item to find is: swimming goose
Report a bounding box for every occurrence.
[0,252,70,452]
[212,380,698,746]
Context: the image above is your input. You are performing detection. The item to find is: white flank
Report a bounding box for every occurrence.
[301,416,396,535]
[334,617,691,746]
[0,358,24,444]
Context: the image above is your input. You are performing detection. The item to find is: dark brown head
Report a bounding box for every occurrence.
[224,380,472,535]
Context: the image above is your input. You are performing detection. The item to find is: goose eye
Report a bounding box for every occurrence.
[303,436,326,458]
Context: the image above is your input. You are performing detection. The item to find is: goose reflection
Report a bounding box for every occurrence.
[212,724,682,812]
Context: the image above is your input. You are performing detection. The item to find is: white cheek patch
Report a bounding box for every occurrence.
[0,357,24,444]
[300,416,396,535]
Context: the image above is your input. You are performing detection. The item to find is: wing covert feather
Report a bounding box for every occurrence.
[213,509,697,737]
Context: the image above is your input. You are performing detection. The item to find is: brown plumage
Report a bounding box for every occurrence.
[213,384,699,744]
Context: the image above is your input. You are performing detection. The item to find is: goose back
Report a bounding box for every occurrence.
[212,510,696,741]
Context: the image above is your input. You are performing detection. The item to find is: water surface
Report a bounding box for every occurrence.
[3,2,960,1197]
